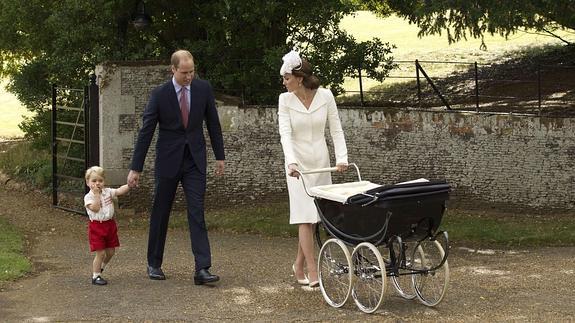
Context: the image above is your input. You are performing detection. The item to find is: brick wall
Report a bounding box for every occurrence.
[96,62,575,212]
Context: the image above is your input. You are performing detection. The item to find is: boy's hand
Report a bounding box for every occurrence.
[116,183,131,196]
[90,185,101,195]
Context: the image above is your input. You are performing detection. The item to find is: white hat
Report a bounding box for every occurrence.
[280,50,302,75]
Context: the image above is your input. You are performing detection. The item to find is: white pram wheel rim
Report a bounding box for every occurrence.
[318,238,352,308]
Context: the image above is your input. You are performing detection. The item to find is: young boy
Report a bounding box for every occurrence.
[84,166,130,286]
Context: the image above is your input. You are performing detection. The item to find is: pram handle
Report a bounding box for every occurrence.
[298,167,338,175]
[294,163,362,198]
[297,163,361,181]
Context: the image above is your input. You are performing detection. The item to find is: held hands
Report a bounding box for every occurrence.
[127,163,224,186]
[127,170,141,188]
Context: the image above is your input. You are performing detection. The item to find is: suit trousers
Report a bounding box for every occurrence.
[147,146,211,271]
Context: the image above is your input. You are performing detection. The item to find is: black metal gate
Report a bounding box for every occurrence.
[51,75,99,214]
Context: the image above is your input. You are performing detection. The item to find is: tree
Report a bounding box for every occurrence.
[0,0,395,146]
[360,0,574,46]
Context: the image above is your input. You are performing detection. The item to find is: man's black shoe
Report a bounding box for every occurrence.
[147,266,166,280]
[92,276,107,286]
[194,268,220,285]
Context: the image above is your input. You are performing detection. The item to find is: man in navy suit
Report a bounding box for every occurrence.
[127,49,225,285]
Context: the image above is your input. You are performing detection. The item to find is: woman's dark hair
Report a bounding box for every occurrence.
[291,59,320,90]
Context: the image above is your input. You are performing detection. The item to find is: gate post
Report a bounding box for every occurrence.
[358,61,364,107]
[88,74,99,167]
[415,60,421,107]
[474,62,479,112]
[51,84,58,207]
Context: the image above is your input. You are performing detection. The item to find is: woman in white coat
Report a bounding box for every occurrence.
[278,50,348,288]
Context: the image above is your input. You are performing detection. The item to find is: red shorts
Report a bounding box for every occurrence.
[88,219,120,252]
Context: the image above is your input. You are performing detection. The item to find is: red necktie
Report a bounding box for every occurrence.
[180,87,189,128]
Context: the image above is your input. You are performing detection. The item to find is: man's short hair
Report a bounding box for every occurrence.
[171,50,194,69]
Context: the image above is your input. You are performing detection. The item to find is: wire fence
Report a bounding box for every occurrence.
[341,60,575,116]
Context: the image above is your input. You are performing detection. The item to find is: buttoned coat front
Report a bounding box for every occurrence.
[278,87,348,224]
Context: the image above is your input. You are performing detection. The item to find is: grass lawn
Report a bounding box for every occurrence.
[0,81,31,139]
[442,211,575,247]
[341,12,572,61]
[0,217,31,281]
[151,202,575,248]
[340,12,575,91]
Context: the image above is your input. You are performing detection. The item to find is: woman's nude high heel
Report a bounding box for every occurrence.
[292,264,309,285]
[307,270,319,288]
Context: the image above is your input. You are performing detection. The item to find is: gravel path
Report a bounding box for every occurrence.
[0,183,574,322]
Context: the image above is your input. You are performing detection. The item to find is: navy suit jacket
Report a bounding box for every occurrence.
[131,78,225,178]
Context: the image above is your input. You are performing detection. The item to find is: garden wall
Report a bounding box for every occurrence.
[95,62,575,212]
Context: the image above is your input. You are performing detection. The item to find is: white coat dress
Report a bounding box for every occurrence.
[278,87,348,224]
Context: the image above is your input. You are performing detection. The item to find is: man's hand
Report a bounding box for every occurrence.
[127,170,141,188]
[215,160,225,176]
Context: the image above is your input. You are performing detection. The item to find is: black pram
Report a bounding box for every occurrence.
[297,164,451,313]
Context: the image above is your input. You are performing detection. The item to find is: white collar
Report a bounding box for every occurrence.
[172,77,190,93]
[285,89,326,113]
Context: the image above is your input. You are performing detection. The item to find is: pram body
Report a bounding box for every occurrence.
[298,164,451,313]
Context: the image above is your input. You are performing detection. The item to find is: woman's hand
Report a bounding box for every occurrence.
[287,163,300,178]
[336,163,348,173]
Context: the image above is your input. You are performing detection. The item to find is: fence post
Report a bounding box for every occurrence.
[84,84,90,178]
[415,60,451,110]
[88,74,99,167]
[51,84,58,207]
[474,62,479,112]
[358,61,364,107]
[537,65,542,111]
[415,59,421,107]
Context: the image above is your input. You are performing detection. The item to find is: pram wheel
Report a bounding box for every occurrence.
[351,242,386,313]
[318,238,352,308]
[390,241,419,300]
[412,239,449,306]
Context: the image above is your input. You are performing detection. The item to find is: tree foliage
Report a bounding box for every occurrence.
[0,0,395,146]
[361,0,574,45]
